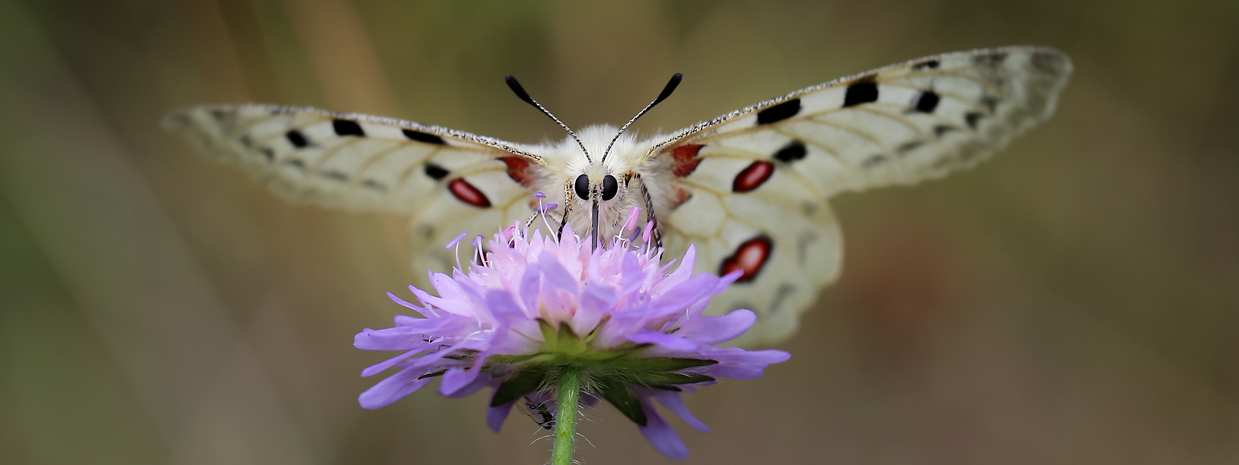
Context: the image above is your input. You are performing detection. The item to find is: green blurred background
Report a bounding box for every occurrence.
[2,0,1237,464]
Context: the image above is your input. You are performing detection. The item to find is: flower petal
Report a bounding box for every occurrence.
[677,309,756,345]
[439,365,492,398]
[572,282,614,336]
[626,331,698,352]
[538,251,578,291]
[486,400,515,433]
[651,390,709,432]
[638,397,689,460]
[358,365,435,409]
[360,348,426,377]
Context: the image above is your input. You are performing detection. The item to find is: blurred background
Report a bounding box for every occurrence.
[2,0,1238,464]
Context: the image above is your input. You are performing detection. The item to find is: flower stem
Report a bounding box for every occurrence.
[551,367,581,465]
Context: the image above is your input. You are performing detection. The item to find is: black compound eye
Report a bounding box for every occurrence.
[601,175,618,201]
[574,174,590,199]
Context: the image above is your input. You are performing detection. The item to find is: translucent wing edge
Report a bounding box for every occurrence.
[161,103,545,164]
[649,46,1073,158]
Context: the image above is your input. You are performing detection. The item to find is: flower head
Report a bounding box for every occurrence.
[355,208,790,460]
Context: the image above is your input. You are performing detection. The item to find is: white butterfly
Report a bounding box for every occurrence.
[165,46,1072,347]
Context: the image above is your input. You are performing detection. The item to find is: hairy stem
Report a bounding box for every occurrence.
[551,367,581,465]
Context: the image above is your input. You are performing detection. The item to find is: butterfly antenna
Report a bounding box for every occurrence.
[601,73,682,164]
[505,75,591,163]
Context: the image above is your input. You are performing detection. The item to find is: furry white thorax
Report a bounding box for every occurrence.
[521,125,671,241]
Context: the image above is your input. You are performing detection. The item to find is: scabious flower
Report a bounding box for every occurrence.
[354,205,790,460]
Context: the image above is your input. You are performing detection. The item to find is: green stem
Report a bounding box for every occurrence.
[551,367,581,465]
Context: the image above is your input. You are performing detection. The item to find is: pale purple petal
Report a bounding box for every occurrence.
[638,398,689,460]
[487,400,515,432]
[439,365,493,398]
[650,390,709,432]
[626,331,697,352]
[387,292,428,314]
[360,348,426,377]
[677,309,756,345]
[572,282,614,336]
[538,251,578,291]
[358,365,435,409]
[353,317,469,350]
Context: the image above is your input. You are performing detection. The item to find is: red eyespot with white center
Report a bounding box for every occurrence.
[732,161,774,193]
[719,235,773,283]
[448,179,491,208]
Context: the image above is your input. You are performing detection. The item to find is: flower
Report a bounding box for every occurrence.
[354,208,790,460]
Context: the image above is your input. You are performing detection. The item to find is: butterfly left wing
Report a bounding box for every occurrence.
[645,47,1072,346]
[164,104,545,280]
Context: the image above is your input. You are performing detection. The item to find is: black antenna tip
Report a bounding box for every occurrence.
[505,75,535,105]
[653,73,683,105]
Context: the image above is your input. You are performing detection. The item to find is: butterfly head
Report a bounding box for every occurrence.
[506,73,681,249]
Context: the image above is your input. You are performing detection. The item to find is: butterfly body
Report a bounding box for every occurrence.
[166,46,1072,347]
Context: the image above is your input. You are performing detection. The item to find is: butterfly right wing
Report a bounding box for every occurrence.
[647,47,1072,346]
[164,104,544,278]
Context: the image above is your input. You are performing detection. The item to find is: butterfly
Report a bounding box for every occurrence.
[164,46,1072,347]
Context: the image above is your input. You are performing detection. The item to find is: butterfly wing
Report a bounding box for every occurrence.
[164,104,544,277]
[648,46,1072,346]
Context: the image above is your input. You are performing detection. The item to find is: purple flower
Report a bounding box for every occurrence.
[354,221,790,460]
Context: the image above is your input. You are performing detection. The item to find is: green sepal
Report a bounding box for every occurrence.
[597,377,647,427]
[602,357,718,372]
[538,319,558,351]
[490,367,547,407]
[555,322,586,355]
[633,372,715,385]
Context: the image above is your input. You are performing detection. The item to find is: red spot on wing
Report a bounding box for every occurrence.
[670,186,692,208]
[719,235,774,283]
[671,144,704,177]
[732,161,774,193]
[500,156,535,188]
[448,179,491,208]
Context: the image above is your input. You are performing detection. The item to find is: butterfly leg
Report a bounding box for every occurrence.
[636,174,663,249]
[557,181,573,240]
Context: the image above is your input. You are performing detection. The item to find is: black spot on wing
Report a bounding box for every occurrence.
[979,95,1000,114]
[974,53,1007,68]
[897,140,925,155]
[320,171,348,181]
[402,129,447,145]
[933,125,957,138]
[424,163,449,180]
[281,158,305,170]
[773,140,807,163]
[965,112,984,129]
[332,119,365,137]
[756,99,801,125]
[914,91,940,113]
[259,148,275,161]
[361,179,388,192]
[286,130,309,148]
[861,155,886,168]
[843,77,879,107]
[913,59,940,70]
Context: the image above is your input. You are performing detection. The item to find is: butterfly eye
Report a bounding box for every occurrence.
[601,175,618,200]
[574,174,590,199]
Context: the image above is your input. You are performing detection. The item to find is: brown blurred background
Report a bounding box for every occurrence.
[2,0,1237,464]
